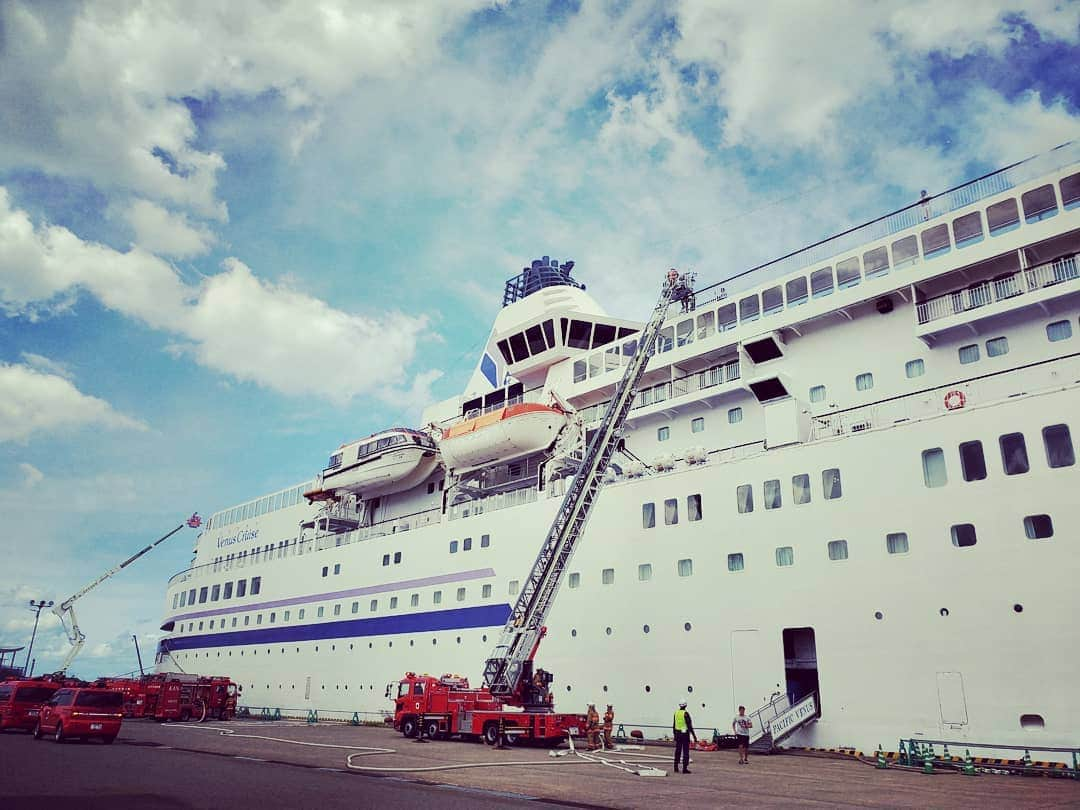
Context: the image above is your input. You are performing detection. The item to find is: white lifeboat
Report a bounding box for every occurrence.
[438,403,568,473]
[307,428,440,500]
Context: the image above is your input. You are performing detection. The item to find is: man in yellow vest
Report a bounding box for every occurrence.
[672,700,697,773]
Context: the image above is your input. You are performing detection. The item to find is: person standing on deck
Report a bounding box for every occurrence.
[733,705,753,764]
[672,700,697,773]
[602,704,615,750]
[585,702,601,751]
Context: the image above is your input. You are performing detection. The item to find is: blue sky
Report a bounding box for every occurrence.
[1,0,1077,679]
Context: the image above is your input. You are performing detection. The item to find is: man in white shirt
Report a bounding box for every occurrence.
[732,706,753,764]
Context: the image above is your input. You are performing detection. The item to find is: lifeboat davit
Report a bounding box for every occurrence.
[438,403,568,472]
[307,428,440,500]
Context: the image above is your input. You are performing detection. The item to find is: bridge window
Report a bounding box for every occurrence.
[727,553,745,572]
[657,326,674,353]
[1021,184,1057,223]
[592,323,616,349]
[762,285,783,315]
[717,303,737,331]
[827,540,849,561]
[642,503,655,528]
[922,448,947,487]
[573,360,587,383]
[775,546,794,567]
[809,385,826,403]
[211,584,220,601]
[525,324,547,355]
[785,276,808,306]
[891,235,919,268]
[952,211,983,246]
[676,319,694,346]
[1023,514,1053,540]
[638,563,652,582]
[739,295,760,324]
[959,440,987,481]
[958,344,980,364]
[691,417,705,433]
[567,320,592,349]
[792,474,811,504]
[589,352,602,378]
[664,498,678,525]
[920,223,950,257]
[886,532,909,555]
[987,197,1020,234]
[822,468,842,499]
[728,407,743,424]
[657,426,670,442]
[605,347,620,372]
[1042,424,1075,467]
[1046,320,1072,341]
[602,568,615,585]
[810,267,834,298]
[677,558,693,577]
[569,573,581,589]
[855,372,874,392]
[863,246,889,277]
[199,587,208,604]
[836,256,861,289]
[950,523,977,548]
[688,494,702,521]
[508,332,529,363]
[986,336,1009,357]
[697,311,715,339]
[737,484,754,514]
[999,433,1030,475]
[763,479,781,510]
[251,577,261,595]
[905,359,925,378]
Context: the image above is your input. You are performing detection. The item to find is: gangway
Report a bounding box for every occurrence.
[482,270,689,699]
[747,691,821,753]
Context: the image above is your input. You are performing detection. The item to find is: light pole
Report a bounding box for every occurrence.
[25,599,54,674]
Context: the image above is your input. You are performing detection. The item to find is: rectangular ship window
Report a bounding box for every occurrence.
[775,547,794,567]
[905,359,925,378]
[691,417,705,433]
[886,532,909,554]
[728,553,745,572]
[481,584,492,599]
[432,591,441,605]
[986,336,1009,357]
[223,582,233,599]
[922,448,947,487]
[664,498,678,525]
[951,523,977,548]
[236,580,246,598]
[333,604,341,616]
[959,440,987,481]
[827,540,849,561]
[456,588,466,602]
[1042,424,1075,468]
[410,594,419,607]
[389,597,397,610]
[642,503,655,529]
[999,433,1030,475]
[568,573,580,589]
[688,494,702,522]
[351,601,359,614]
[317,607,324,618]
[638,564,652,582]
[763,479,781,509]
[508,580,519,595]
[822,468,842,499]
[677,559,693,577]
[737,484,754,514]
[198,587,208,604]
[250,577,261,595]
[369,600,377,612]
[1024,514,1053,540]
[211,584,220,601]
[1046,320,1073,342]
[792,474,811,504]
[958,344,980,364]
[602,568,615,585]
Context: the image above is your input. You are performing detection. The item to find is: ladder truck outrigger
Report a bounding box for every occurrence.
[50,514,201,676]
[390,270,688,746]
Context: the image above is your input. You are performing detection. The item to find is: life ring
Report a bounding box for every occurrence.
[944,390,966,410]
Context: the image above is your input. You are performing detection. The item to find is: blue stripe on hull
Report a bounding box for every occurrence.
[159,604,512,653]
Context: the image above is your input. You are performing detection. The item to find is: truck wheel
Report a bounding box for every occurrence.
[482,722,500,746]
[180,709,191,722]
[401,717,418,738]
[423,720,440,740]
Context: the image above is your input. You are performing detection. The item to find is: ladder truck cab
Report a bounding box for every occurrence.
[391,667,583,746]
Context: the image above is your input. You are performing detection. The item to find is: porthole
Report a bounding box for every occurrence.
[482,634,488,642]
[331,645,336,651]
[456,637,461,644]
[281,647,285,653]
[644,685,651,693]
[349,644,353,650]
[874,611,883,620]
[603,684,609,692]
[566,685,572,692]
[368,642,373,649]
[684,622,692,632]
[409,640,414,647]
[296,647,300,653]
[687,685,694,693]
[643,624,650,634]
[315,646,319,652]
[216,652,220,657]
[432,638,437,645]
[939,608,949,617]
[1013,603,1024,613]
[571,629,577,637]
[388,641,393,647]
[1020,714,1044,729]
[605,627,612,636]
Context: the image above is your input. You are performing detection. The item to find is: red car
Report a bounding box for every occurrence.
[33,687,123,744]
[0,680,61,732]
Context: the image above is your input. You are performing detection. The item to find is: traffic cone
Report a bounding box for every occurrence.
[495,716,506,750]
[1022,749,1032,775]
[922,745,934,774]
[898,740,908,767]
[876,745,887,769]
[961,750,976,776]
[307,709,318,724]
[350,712,360,726]
[942,743,950,762]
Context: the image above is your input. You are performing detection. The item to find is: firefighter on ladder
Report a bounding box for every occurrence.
[585,702,601,751]
[603,704,615,750]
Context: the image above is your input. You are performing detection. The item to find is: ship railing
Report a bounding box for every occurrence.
[448,485,539,521]
[915,254,1079,325]
[808,351,1080,442]
[691,139,1080,303]
[460,387,546,421]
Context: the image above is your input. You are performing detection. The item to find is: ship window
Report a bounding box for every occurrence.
[738,295,760,323]
[480,534,490,548]
[999,433,1030,475]
[173,593,179,609]
[762,285,783,315]
[664,498,678,525]
[542,319,556,348]
[199,587,208,604]
[905,358,925,378]
[211,584,220,601]
[1020,713,1045,729]
[567,319,592,349]
[482,584,492,599]
[827,540,849,561]
[569,572,581,589]
[987,198,1020,234]
[622,338,638,358]
[637,563,652,582]
[1021,184,1057,222]
[298,608,304,619]
[691,417,705,433]
[958,344,980,364]
[605,347,620,372]
[717,303,737,331]
[836,256,861,289]
[986,336,1008,357]
[657,426,670,442]
[959,440,987,481]
[1042,424,1075,467]
[737,484,754,514]
[922,448,947,487]
[592,323,616,349]
[785,276,808,307]
[382,554,390,566]
[369,599,377,612]
[1060,172,1080,208]
[920,223,950,257]
[322,566,328,577]
[179,591,188,607]
[508,331,530,363]
[792,474,811,504]
[657,326,674,352]
[573,359,587,383]
[602,568,615,585]
[763,479,781,510]
[727,553,745,572]
[950,523,977,548]
[317,607,324,618]
[589,352,602,378]
[697,311,715,338]
[863,246,890,277]
[809,385,826,403]
[351,601,358,614]
[822,468,842,499]
[688,494,702,521]
[1024,514,1053,540]
[810,267,834,298]
[449,540,458,553]
[333,604,341,616]
[728,407,743,424]
[496,339,513,364]
[236,580,246,598]
[463,537,472,551]
[508,580,519,595]
[775,546,794,567]
[457,587,466,602]
[389,597,397,610]
[1047,320,1072,341]
[952,211,983,246]
[891,235,919,268]
[433,590,441,605]
[393,551,402,564]
[642,503,655,528]
[855,372,874,391]
[525,324,547,355]
[677,558,693,577]
[886,532,909,554]
[676,318,694,346]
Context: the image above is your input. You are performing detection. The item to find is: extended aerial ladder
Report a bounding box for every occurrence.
[482,271,688,700]
[52,514,200,674]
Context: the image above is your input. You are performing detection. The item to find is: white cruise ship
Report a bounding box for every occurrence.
[157,142,1080,757]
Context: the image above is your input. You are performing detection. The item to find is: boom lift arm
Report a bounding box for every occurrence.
[52,516,198,674]
[482,271,686,700]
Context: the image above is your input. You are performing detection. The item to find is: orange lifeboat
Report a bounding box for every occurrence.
[438,403,568,472]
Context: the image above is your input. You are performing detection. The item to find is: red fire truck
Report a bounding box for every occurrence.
[139,673,239,721]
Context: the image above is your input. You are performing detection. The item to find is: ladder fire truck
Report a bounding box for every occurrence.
[391,270,685,745]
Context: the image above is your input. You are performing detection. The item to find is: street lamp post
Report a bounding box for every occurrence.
[25,599,54,675]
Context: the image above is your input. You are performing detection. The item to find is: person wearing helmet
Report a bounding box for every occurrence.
[602,704,615,750]
[672,700,697,773]
[585,702,601,751]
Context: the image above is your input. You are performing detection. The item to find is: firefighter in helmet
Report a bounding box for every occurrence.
[603,704,615,750]
[585,702,601,751]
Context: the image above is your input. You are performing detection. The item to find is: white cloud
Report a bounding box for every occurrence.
[18,462,44,488]
[122,199,216,258]
[19,352,73,380]
[0,362,148,443]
